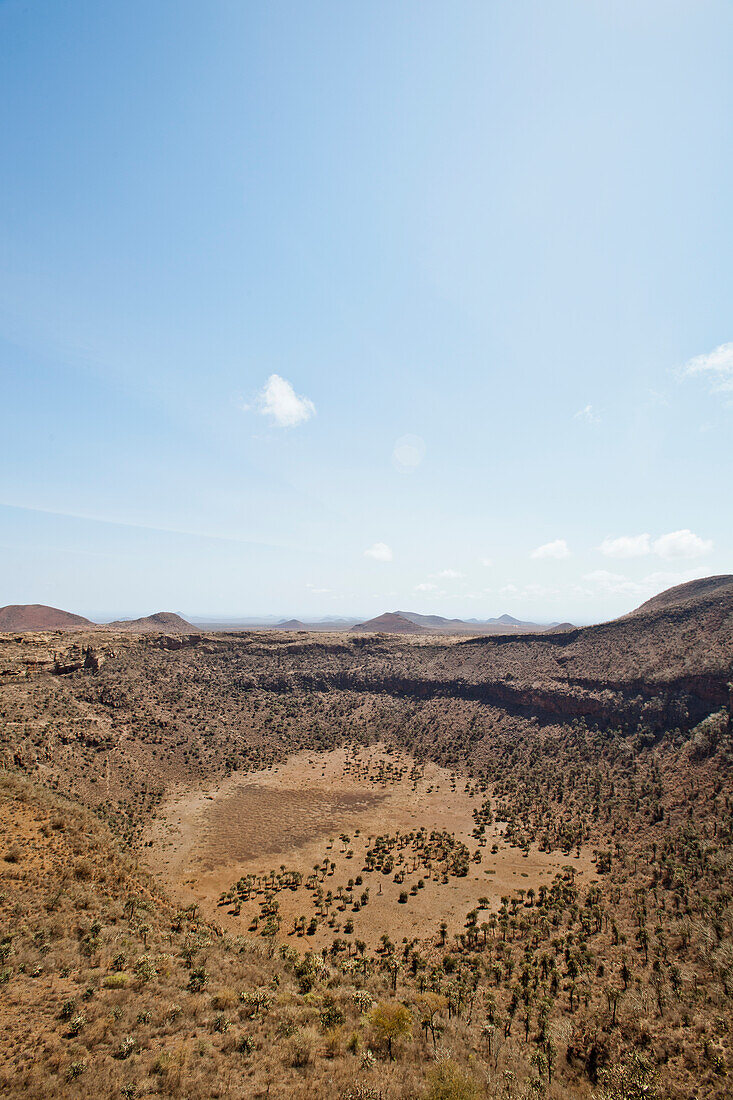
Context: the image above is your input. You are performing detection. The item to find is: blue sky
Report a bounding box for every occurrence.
[1,0,731,622]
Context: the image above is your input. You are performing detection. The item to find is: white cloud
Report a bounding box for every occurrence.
[415,582,437,592]
[306,583,331,594]
[682,342,733,393]
[642,569,706,589]
[531,539,570,560]
[574,404,600,424]
[598,530,712,561]
[364,542,393,562]
[583,569,640,596]
[522,583,558,598]
[583,566,710,599]
[255,374,315,427]
[652,529,713,560]
[568,583,595,599]
[499,582,557,601]
[392,434,426,472]
[599,534,651,559]
[479,557,493,568]
[584,569,626,585]
[435,568,463,579]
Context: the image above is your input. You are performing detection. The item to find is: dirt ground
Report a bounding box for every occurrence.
[144,744,597,949]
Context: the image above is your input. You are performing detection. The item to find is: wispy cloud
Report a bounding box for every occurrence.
[364,542,393,562]
[434,568,463,579]
[251,374,316,427]
[415,582,437,591]
[479,557,493,568]
[0,501,290,550]
[574,404,600,424]
[583,569,640,595]
[599,534,651,559]
[682,342,733,393]
[392,434,425,472]
[531,539,570,560]
[583,567,709,599]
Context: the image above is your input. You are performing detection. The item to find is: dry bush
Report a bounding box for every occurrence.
[284,1025,319,1067]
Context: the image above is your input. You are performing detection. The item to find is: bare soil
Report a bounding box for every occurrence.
[145,744,596,948]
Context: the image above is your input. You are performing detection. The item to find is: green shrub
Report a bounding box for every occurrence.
[320,998,345,1030]
[103,972,130,989]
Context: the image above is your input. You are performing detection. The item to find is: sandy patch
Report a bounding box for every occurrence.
[145,744,596,949]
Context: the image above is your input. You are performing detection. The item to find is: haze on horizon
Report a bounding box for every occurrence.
[1,1,731,625]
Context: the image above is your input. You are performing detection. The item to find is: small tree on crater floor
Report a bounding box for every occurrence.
[370,1000,412,1060]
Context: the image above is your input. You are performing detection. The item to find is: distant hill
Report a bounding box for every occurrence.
[0,604,93,632]
[190,611,555,634]
[0,604,196,634]
[104,611,193,633]
[351,612,429,634]
[395,611,554,634]
[396,611,467,629]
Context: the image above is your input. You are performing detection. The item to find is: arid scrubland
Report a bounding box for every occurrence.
[0,576,731,1098]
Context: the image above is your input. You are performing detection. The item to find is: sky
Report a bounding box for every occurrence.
[1,0,731,624]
